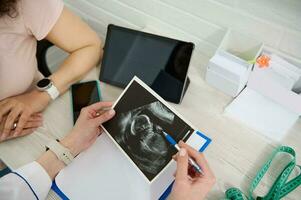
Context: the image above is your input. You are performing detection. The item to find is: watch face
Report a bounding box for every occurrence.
[37,78,51,88]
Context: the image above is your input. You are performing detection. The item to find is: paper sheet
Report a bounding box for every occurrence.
[55,133,151,200]
[55,131,209,200]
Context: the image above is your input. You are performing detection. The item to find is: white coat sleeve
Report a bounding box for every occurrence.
[0,161,52,200]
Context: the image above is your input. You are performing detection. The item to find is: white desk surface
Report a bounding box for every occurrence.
[0,55,300,200]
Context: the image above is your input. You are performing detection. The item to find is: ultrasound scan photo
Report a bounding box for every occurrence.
[103,79,194,181]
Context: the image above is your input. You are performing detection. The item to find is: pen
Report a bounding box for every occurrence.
[162,131,204,175]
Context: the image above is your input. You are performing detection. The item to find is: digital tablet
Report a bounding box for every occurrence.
[99,24,194,103]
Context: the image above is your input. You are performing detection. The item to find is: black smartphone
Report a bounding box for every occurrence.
[71,80,101,124]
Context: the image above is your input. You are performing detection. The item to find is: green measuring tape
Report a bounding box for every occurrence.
[224,146,301,200]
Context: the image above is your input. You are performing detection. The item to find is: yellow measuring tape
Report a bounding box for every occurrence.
[224,146,301,200]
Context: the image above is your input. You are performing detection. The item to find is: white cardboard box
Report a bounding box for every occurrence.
[206,30,263,97]
[224,88,299,141]
[248,53,301,115]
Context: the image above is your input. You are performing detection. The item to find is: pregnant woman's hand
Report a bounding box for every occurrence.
[0,90,50,139]
[0,113,43,142]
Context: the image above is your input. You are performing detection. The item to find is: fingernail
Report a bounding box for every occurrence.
[179,140,184,145]
[109,109,115,115]
[179,148,186,156]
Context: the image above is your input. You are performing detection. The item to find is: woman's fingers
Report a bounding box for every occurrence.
[3,106,22,137]
[30,113,43,120]
[87,101,113,112]
[0,101,14,123]
[33,113,43,117]
[0,115,8,141]
[23,121,43,129]
[18,128,37,137]
[81,102,113,119]
[178,141,212,176]
[14,111,31,135]
[93,109,115,125]
[10,128,37,139]
[27,114,43,123]
[175,148,189,182]
[0,111,42,141]
[0,128,12,142]
[1,127,37,142]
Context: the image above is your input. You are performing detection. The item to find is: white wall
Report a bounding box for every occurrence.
[64,0,301,61]
[48,0,301,71]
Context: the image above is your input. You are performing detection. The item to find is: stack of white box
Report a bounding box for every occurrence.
[248,53,301,115]
[206,30,263,97]
[225,52,301,141]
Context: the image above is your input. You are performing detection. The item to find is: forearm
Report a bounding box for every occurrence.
[44,6,103,94]
[50,44,102,94]
[21,45,102,112]
[36,134,80,180]
[36,149,65,180]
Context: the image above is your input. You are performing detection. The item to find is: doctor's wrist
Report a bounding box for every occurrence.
[37,150,65,180]
[60,134,81,156]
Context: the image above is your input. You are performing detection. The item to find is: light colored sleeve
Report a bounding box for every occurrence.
[21,0,64,40]
[0,161,52,200]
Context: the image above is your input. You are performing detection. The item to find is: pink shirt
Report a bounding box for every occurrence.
[0,0,64,100]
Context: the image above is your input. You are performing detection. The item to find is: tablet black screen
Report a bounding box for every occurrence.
[99,24,194,103]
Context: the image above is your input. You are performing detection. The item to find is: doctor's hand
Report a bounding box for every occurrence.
[61,101,115,156]
[169,141,215,200]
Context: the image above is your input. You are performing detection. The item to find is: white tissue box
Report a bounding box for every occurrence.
[224,88,299,141]
[248,53,301,115]
[206,30,263,97]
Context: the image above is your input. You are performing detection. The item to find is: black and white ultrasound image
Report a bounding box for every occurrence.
[103,80,194,181]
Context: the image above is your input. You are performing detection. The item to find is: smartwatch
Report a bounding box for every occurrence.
[36,78,60,100]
